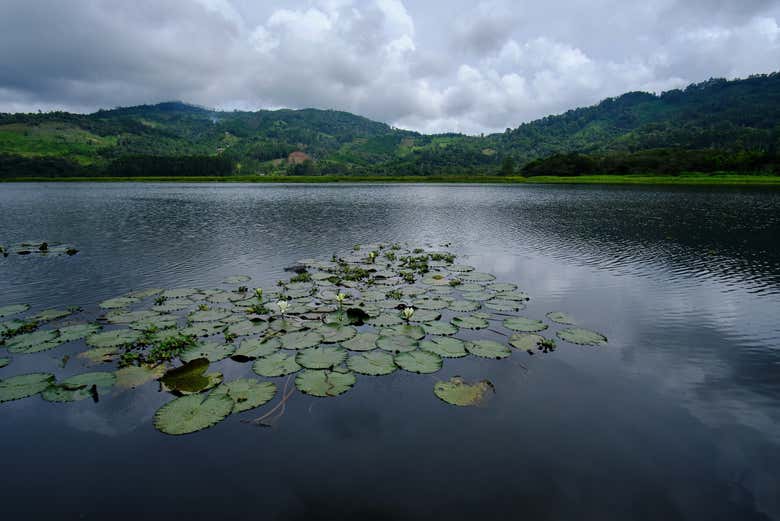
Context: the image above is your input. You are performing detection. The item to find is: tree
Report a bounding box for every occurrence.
[500,156,515,176]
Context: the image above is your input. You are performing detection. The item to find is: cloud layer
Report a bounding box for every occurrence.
[1,0,779,133]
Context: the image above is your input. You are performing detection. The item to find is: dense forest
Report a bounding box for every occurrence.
[1,73,779,178]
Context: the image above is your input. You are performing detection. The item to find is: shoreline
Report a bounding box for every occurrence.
[1,174,779,186]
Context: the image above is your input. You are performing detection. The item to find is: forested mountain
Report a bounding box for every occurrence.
[1,73,779,178]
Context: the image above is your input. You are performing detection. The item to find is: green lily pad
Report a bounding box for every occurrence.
[269,318,305,333]
[295,369,356,397]
[457,283,486,292]
[421,321,458,336]
[99,296,139,309]
[460,272,495,282]
[279,331,323,350]
[179,321,226,337]
[503,317,548,332]
[161,358,223,394]
[0,304,29,318]
[546,311,577,325]
[419,336,468,358]
[0,357,10,368]
[212,378,276,413]
[408,309,441,322]
[188,309,231,323]
[461,291,495,301]
[341,332,379,352]
[421,273,451,286]
[32,309,72,322]
[556,327,608,346]
[377,335,418,353]
[447,300,481,312]
[317,324,357,343]
[451,315,489,330]
[180,342,236,363]
[6,330,63,354]
[153,300,193,312]
[252,352,301,377]
[106,310,159,324]
[42,371,116,402]
[225,320,268,337]
[78,347,120,365]
[232,338,281,360]
[485,299,525,312]
[296,346,348,369]
[0,373,55,402]
[367,313,403,327]
[495,290,530,301]
[86,329,140,348]
[347,351,396,376]
[380,324,426,340]
[447,264,474,272]
[509,333,547,352]
[223,275,251,284]
[466,340,511,359]
[153,392,234,435]
[394,350,442,374]
[126,288,164,299]
[434,376,494,406]
[115,365,165,389]
[162,288,199,299]
[413,298,450,311]
[487,282,517,292]
[129,315,178,331]
[58,323,102,342]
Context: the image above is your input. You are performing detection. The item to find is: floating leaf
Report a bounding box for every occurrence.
[153,300,193,312]
[58,323,102,342]
[495,290,530,301]
[557,327,607,346]
[420,336,468,358]
[347,351,396,375]
[162,288,199,299]
[413,298,449,311]
[129,315,178,331]
[188,309,231,323]
[180,342,236,363]
[279,331,323,350]
[78,347,120,365]
[366,313,403,327]
[232,338,281,360]
[153,392,234,435]
[179,321,226,337]
[99,296,139,309]
[546,311,577,325]
[408,309,441,322]
[317,324,357,343]
[86,329,140,348]
[380,324,426,340]
[451,315,489,330]
[225,320,268,337]
[0,356,9,368]
[447,300,481,312]
[447,264,474,272]
[32,309,72,322]
[6,330,63,354]
[42,371,116,402]
[509,333,547,352]
[421,320,458,336]
[106,310,159,324]
[503,317,548,332]
[487,282,517,292]
[161,358,223,394]
[295,369,356,397]
[461,291,495,302]
[212,379,276,413]
[466,340,511,359]
[460,272,495,282]
[0,304,29,318]
[394,350,442,374]
[115,365,165,389]
[296,346,348,369]
[340,332,378,352]
[377,335,418,353]
[252,352,301,377]
[126,288,164,299]
[485,299,524,312]
[223,275,251,284]
[0,373,55,402]
[434,376,494,406]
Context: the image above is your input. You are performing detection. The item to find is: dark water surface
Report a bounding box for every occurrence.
[1,183,779,521]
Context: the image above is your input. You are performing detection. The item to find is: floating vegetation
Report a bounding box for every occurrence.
[0,242,607,435]
[1,241,78,257]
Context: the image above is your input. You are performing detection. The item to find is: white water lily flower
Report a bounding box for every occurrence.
[402,307,415,320]
[254,288,263,299]
[336,292,346,303]
[277,300,289,314]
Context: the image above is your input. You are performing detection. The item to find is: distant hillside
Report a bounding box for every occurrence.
[1,73,779,178]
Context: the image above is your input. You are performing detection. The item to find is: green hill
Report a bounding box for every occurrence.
[2,73,779,178]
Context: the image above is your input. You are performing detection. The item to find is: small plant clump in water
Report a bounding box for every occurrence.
[0,242,607,436]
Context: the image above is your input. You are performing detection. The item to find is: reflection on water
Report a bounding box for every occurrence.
[1,183,779,520]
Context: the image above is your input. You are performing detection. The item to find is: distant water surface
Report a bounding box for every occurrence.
[1,182,779,520]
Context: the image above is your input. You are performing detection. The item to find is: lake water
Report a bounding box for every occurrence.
[1,182,779,521]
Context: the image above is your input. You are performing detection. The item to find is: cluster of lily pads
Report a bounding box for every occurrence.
[0,242,607,435]
[0,240,78,257]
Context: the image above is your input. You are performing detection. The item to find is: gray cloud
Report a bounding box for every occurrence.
[0,0,779,133]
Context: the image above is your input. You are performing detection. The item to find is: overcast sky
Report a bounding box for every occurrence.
[1,0,779,134]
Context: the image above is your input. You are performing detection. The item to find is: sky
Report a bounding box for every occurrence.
[0,0,779,134]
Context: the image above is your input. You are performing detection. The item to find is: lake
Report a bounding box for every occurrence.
[1,182,779,521]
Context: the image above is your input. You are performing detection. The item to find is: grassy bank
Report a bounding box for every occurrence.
[1,173,779,186]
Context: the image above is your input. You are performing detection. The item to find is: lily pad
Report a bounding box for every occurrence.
[162,288,199,299]
[279,331,323,350]
[78,347,121,365]
[509,333,547,352]
[232,338,281,360]
[376,335,418,353]
[129,315,178,331]
[447,264,474,272]
[347,351,396,376]
[419,336,468,358]
[421,320,458,336]
[179,322,226,337]
[340,332,379,352]
[188,309,231,323]
[58,323,102,342]
[106,310,159,324]
[252,352,301,377]
[0,373,55,402]
[556,327,608,346]
[394,350,443,374]
[0,357,10,368]
[461,291,495,301]
[212,378,276,413]
[115,365,165,389]
[153,392,234,435]
[484,299,524,312]
[503,317,548,332]
[223,275,251,284]
[161,358,223,394]
[153,300,193,312]
[180,342,236,363]
[434,376,494,406]
[6,330,63,354]
[0,304,29,318]
[451,315,489,330]
[99,296,139,309]
[86,329,140,348]
[546,311,577,325]
[42,371,116,402]
[225,320,268,337]
[295,369,356,397]
[466,340,511,359]
[296,346,348,369]
[32,309,72,322]
[126,288,164,299]
[447,300,481,312]
[460,271,495,282]
[495,290,530,301]
[413,298,450,311]
[317,324,357,344]
[367,313,403,327]
[407,309,441,322]
[487,282,517,292]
